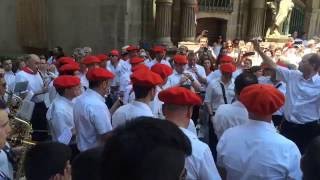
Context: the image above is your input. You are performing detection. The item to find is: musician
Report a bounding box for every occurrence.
[0,101,13,180]
[15,54,49,141]
[112,68,163,127]
[73,68,114,152]
[46,76,81,145]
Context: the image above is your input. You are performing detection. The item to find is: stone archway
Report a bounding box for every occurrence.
[196,17,227,45]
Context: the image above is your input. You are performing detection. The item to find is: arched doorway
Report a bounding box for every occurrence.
[196,17,227,45]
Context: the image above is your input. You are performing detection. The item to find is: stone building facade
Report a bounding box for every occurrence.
[0,0,319,55]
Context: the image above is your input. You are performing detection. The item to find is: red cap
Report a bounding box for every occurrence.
[131,64,149,72]
[173,55,187,64]
[151,64,173,80]
[220,63,236,73]
[220,55,234,63]
[110,49,120,56]
[82,56,101,65]
[152,46,166,54]
[59,62,80,74]
[158,87,202,106]
[239,84,285,116]
[86,67,114,81]
[53,75,80,89]
[126,45,139,52]
[130,57,144,65]
[96,54,108,62]
[57,57,76,66]
[131,69,163,87]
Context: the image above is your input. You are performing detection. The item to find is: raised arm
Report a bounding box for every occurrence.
[252,39,277,69]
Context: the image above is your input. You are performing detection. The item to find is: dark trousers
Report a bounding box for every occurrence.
[31,102,49,141]
[208,113,218,161]
[280,120,320,154]
[191,105,200,126]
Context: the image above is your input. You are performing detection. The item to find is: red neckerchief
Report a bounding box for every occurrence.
[22,67,37,75]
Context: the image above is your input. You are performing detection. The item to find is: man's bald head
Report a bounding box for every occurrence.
[25,54,40,72]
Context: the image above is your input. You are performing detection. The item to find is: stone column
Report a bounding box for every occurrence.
[247,0,265,39]
[181,0,197,42]
[155,0,173,45]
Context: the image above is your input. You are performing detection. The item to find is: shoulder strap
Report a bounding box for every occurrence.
[275,82,282,89]
[219,82,228,104]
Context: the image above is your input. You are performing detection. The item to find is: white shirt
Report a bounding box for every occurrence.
[15,70,44,103]
[119,59,132,75]
[74,89,112,151]
[46,95,74,144]
[217,120,302,180]
[258,76,286,116]
[206,69,242,83]
[276,66,320,124]
[213,101,248,139]
[0,150,13,180]
[79,73,89,89]
[166,70,199,88]
[4,71,15,92]
[145,58,171,69]
[106,61,123,87]
[180,128,221,180]
[112,100,153,128]
[204,78,235,112]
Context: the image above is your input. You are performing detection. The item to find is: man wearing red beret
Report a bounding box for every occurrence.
[145,46,171,68]
[166,55,201,92]
[213,72,258,139]
[253,40,320,153]
[159,87,221,180]
[112,69,163,127]
[96,54,108,68]
[217,84,302,179]
[46,75,81,146]
[73,68,114,151]
[206,55,242,82]
[204,62,236,157]
[106,50,123,102]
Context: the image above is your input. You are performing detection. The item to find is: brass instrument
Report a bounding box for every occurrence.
[6,92,35,179]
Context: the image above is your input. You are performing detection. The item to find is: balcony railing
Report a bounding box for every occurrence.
[198,0,234,13]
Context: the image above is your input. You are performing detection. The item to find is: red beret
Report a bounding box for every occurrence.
[130,57,145,65]
[158,87,202,106]
[173,55,187,64]
[152,46,166,54]
[109,49,120,56]
[220,63,236,73]
[53,75,80,89]
[57,57,76,66]
[239,84,285,116]
[86,67,114,81]
[131,69,163,87]
[82,56,101,65]
[151,64,173,80]
[126,45,139,52]
[220,55,234,63]
[96,54,108,62]
[131,64,149,72]
[59,62,80,74]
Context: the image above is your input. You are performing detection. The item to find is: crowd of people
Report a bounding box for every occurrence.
[0,33,320,180]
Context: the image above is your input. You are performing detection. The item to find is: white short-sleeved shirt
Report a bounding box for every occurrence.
[166,71,199,88]
[217,120,302,180]
[15,70,44,103]
[213,101,248,139]
[119,59,132,75]
[106,61,123,87]
[46,95,75,144]
[112,100,154,128]
[79,73,89,89]
[150,86,165,119]
[180,128,221,180]
[206,69,242,83]
[204,78,235,112]
[74,89,112,151]
[276,66,320,124]
[145,59,172,69]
